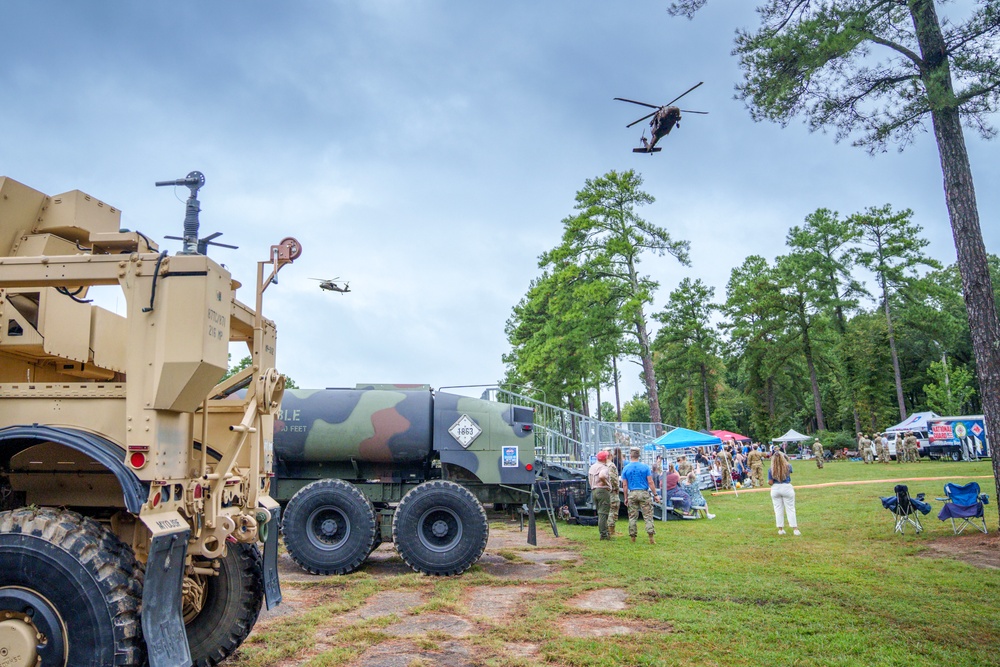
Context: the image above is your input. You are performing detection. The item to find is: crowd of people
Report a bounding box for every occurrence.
[855,431,921,463]
[587,441,803,541]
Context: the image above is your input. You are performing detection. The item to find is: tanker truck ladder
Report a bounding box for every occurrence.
[484,388,669,470]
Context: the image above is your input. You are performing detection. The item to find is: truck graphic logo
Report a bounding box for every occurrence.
[448,414,482,448]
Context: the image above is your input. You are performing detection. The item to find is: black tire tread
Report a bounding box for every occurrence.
[189,542,264,667]
[392,480,488,576]
[0,507,144,665]
[281,478,376,575]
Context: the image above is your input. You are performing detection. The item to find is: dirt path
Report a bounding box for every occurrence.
[711,475,993,495]
[239,519,657,666]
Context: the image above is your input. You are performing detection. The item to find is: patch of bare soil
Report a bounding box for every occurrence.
[348,639,474,667]
[475,552,554,579]
[918,532,1000,569]
[257,583,343,623]
[464,585,534,619]
[487,521,567,549]
[382,612,474,638]
[567,588,628,611]
[338,590,428,623]
[558,614,673,637]
[503,642,541,658]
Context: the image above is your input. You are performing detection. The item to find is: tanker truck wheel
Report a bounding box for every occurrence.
[185,542,263,666]
[0,508,144,666]
[282,479,377,575]
[392,480,488,576]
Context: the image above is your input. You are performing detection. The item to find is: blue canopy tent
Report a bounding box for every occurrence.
[652,427,723,449]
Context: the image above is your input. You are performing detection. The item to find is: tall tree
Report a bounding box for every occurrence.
[541,169,690,431]
[852,204,940,419]
[669,0,1000,523]
[653,278,724,429]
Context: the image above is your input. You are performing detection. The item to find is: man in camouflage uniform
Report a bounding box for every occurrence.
[677,455,693,478]
[717,444,734,489]
[894,434,904,463]
[812,438,825,469]
[858,433,872,463]
[604,448,621,537]
[588,451,611,540]
[621,447,659,544]
[747,444,765,488]
[905,432,920,463]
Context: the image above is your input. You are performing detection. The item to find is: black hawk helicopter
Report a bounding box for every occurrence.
[615,82,708,153]
[311,277,351,294]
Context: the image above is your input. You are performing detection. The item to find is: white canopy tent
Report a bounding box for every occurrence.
[884,411,940,434]
[774,429,811,443]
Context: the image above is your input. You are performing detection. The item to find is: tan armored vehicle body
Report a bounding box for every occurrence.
[0,175,297,666]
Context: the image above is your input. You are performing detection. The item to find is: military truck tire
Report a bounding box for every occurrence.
[185,542,263,666]
[282,479,377,575]
[0,507,144,666]
[392,480,488,576]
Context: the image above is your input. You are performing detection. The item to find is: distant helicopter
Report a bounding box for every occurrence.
[311,277,351,294]
[615,82,708,153]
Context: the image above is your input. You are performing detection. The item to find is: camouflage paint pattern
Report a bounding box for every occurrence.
[274,386,535,487]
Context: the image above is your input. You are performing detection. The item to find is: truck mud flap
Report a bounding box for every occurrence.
[263,504,283,610]
[142,527,192,667]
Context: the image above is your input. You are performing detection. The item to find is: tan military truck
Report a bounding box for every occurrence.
[0,174,298,666]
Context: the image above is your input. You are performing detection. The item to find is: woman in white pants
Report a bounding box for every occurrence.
[768,451,800,535]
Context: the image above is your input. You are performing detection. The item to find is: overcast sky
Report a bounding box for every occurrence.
[3,1,997,405]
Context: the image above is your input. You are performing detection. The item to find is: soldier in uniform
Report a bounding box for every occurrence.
[677,455,693,478]
[588,450,611,540]
[858,433,871,463]
[894,433,904,463]
[621,447,659,544]
[905,432,920,463]
[747,444,765,488]
[605,447,622,537]
[812,438,825,469]
[717,444,734,489]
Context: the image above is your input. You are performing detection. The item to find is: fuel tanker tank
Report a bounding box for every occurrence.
[274,386,434,464]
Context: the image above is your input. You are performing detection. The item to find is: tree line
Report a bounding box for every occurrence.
[502,171,1000,449]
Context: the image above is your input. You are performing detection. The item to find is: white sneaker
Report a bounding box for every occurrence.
[707,513,716,519]
[778,529,786,535]
[793,529,801,536]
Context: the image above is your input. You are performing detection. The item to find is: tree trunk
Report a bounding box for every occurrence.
[700,362,712,430]
[911,0,1000,528]
[634,314,663,434]
[798,301,826,431]
[612,356,622,422]
[882,277,908,420]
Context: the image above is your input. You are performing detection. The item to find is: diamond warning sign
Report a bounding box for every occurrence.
[971,423,984,437]
[449,414,482,448]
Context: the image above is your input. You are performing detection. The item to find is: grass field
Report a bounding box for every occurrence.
[234,461,999,667]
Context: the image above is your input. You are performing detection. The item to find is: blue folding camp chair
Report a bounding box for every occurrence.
[937,482,989,534]
[880,484,931,535]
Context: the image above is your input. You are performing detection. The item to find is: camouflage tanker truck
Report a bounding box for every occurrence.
[273,385,536,576]
[0,174,297,666]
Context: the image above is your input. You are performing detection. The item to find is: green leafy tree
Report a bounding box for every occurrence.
[223,355,298,388]
[541,170,690,431]
[621,394,651,423]
[852,205,940,419]
[653,278,724,429]
[669,0,1000,524]
[924,359,977,415]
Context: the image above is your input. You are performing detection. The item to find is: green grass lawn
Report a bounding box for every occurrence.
[235,461,999,667]
[552,460,999,667]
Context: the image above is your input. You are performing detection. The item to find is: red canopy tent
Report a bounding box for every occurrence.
[711,429,751,443]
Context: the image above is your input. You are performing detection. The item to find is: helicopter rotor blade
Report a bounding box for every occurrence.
[614,97,660,110]
[665,81,704,107]
[678,110,709,114]
[626,111,658,128]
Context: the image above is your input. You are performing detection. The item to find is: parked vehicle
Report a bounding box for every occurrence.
[927,416,991,461]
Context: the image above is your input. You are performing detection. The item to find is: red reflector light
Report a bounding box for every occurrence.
[151,492,161,507]
[522,425,533,432]
[525,464,533,471]
[193,485,203,499]
[129,452,146,469]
